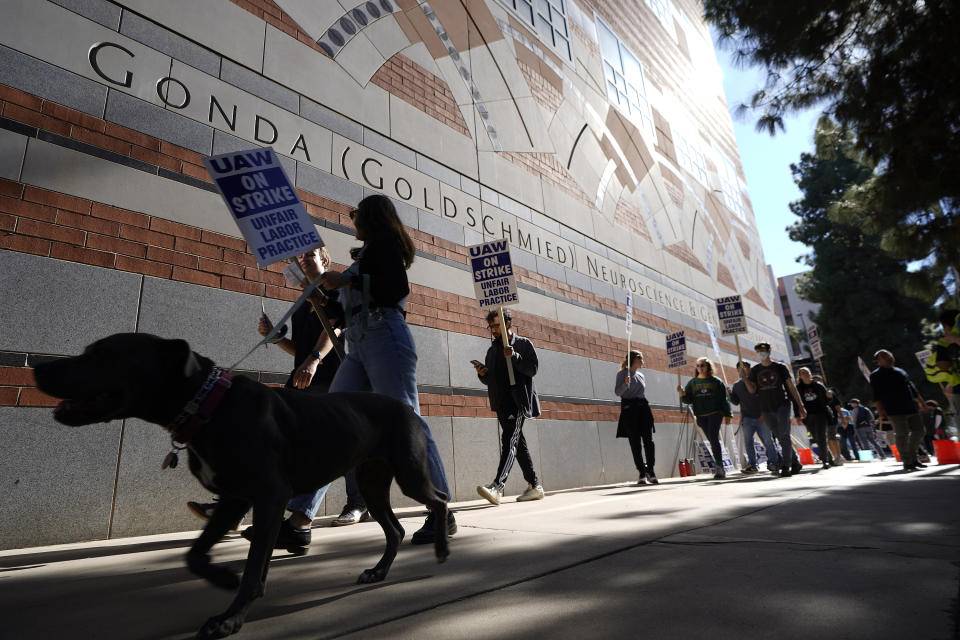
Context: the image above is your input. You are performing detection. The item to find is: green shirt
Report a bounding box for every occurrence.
[682,376,732,417]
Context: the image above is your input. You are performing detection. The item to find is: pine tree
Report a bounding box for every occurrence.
[704,0,960,271]
[786,118,935,401]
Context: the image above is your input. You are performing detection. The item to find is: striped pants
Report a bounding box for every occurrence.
[493,412,540,490]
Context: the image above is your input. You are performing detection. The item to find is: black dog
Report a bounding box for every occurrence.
[33,333,449,639]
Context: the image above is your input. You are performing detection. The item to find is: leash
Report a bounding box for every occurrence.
[227,272,325,373]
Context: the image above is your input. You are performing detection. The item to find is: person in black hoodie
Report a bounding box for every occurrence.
[474,309,545,504]
[797,367,834,468]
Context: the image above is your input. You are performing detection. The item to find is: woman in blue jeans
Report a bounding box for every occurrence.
[294,194,455,545]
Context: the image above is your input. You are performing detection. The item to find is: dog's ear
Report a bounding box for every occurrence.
[165,339,200,378]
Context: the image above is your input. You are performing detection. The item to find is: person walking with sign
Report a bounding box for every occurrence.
[679,357,733,479]
[186,247,362,545]
[616,350,658,485]
[796,367,834,469]
[309,194,457,544]
[741,342,806,477]
[729,361,780,474]
[474,309,545,504]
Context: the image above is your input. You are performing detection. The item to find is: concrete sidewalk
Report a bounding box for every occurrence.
[1,460,958,640]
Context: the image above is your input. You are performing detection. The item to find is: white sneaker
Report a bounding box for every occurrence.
[646,473,659,484]
[516,483,545,502]
[637,473,648,485]
[477,484,501,505]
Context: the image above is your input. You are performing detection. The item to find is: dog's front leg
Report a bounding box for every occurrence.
[196,499,285,640]
[186,497,250,591]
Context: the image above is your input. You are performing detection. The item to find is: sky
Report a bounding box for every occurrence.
[711,39,820,281]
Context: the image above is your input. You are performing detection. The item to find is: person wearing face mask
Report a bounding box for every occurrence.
[796,367,834,469]
[741,342,806,477]
[473,309,545,504]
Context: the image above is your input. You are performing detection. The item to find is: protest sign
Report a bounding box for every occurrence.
[469,240,519,384]
[716,296,747,336]
[203,147,321,267]
[666,331,687,369]
[469,240,518,310]
[807,324,823,359]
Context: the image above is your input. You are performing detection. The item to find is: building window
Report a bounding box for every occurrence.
[716,152,746,219]
[672,112,708,186]
[499,0,571,60]
[646,0,673,31]
[596,17,654,139]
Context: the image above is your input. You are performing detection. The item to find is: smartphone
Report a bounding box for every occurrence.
[470,360,484,368]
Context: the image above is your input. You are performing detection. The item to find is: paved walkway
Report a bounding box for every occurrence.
[2,460,958,640]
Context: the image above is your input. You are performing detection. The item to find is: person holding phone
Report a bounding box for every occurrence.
[474,309,545,505]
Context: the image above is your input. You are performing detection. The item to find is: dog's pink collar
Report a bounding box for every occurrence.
[167,366,233,444]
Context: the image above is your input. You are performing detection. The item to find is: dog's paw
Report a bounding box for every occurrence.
[195,613,244,639]
[357,568,387,584]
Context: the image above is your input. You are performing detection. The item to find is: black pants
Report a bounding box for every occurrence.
[627,425,655,475]
[493,412,539,490]
[806,412,833,464]
[697,413,724,471]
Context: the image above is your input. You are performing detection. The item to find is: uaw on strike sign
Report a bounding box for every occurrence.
[716,295,747,335]
[203,147,322,267]
[469,240,518,309]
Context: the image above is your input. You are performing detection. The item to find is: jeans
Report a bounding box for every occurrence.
[289,309,452,521]
[282,383,364,518]
[806,412,833,464]
[856,427,887,460]
[888,413,925,465]
[840,427,860,460]
[493,413,539,489]
[697,413,725,471]
[762,404,795,471]
[741,415,780,469]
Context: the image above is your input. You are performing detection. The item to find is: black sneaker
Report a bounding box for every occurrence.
[411,510,457,545]
[241,519,311,549]
[187,500,243,531]
[187,501,218,521]
[913,460,927,468]
[332,505,368,527]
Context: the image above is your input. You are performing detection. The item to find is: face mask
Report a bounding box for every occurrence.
[757,351,770,359]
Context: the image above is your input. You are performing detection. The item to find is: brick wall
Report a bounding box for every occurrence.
[370,54,470,137]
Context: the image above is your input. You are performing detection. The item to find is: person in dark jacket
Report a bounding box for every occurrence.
[730,362,780,473]
[797,367,834,468]
[870,349,927,471]
[678,357,733,479]
[474,308,544,505]
[615,350,658,485]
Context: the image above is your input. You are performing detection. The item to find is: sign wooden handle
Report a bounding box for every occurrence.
[498,307,515,386]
